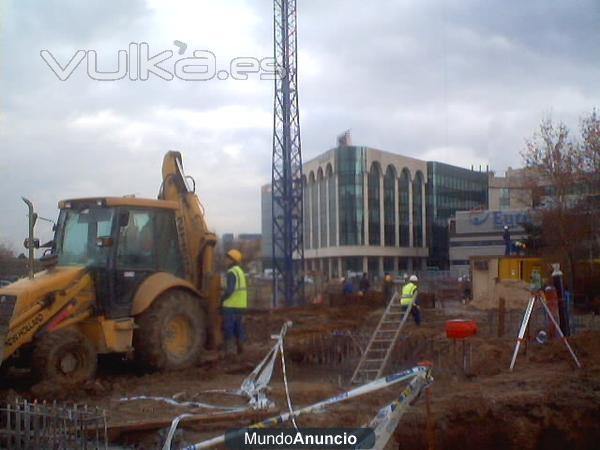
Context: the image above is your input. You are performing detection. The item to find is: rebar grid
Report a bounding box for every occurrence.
[0,399,107,450]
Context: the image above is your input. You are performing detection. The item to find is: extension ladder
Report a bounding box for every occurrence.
[351,292,413,384]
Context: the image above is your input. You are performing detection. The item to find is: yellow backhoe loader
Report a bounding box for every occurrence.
[0,151,221,384]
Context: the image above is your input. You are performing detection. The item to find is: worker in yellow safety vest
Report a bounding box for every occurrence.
[400,275,421,326]
[222,249,248,355]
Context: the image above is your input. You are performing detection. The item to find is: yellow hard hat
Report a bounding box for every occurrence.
[226,249,242,264]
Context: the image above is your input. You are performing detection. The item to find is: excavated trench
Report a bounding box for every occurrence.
[397,392,600,450]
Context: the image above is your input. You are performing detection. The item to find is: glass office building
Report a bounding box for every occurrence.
[263,151,492,275]
[426,161,488,269]
[302,145,428,278]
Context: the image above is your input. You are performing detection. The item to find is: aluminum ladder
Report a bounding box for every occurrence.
[351,292,412,384]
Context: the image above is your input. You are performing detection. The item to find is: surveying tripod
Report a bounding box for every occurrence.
[509,291,581,371]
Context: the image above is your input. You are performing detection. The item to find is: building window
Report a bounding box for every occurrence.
[413,172,424,247]
[500,188,510,209]
[383,257,394,272]
[327,165,336,246]
[368,163,381,245]
[318,169,327,247]
[368,257,379,275]
[399,169,410,246]
[337,147,366,246]
[303,177,310,249]
[331,258,339,278]
[341,256,362,274]
[310,173,318,248]
[384,166,396,246]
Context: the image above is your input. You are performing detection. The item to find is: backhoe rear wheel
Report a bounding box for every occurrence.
[32,328,97,385]
[134,289,206,371]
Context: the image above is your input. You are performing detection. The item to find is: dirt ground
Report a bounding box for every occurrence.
[1,302,599,450]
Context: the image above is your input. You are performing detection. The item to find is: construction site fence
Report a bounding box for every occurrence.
[0,399,107,450]
[248,277,455,309]
[283,300,599,384]
[247,275,389,309]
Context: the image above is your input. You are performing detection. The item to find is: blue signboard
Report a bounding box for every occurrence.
[457,209,532,234]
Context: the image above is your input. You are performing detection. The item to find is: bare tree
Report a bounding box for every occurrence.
[580,108,600,185]
[0,242,22,279]
[520,117,588,290]
[579,110,600,294]
[522,118,581,205]
[0,243,15,262]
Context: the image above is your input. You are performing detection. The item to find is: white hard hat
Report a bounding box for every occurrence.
[409,275,418,282]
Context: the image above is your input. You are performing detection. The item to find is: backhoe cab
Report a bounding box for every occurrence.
[0,152,221,385]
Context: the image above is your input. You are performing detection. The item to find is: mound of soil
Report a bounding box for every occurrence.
[471,279,531,310]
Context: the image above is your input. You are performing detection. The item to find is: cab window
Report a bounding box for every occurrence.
[57,207,114,266]
[116,209,183,276]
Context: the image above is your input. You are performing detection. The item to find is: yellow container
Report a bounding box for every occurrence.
[521,258,543,282]
[499,258,521,280]
[498,257,543,281]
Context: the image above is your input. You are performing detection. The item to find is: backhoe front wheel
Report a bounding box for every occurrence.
[134,289,206,371]
[32,328,97,385]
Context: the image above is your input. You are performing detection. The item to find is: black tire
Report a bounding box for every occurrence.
[134,289,206,370]
[31,328,97,385]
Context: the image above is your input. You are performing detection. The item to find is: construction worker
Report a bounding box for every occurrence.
[359,272,370,295]
[221,249,247,355]
[400,275,421,326]
[503,225,511,256]
[342,277,354,297]
[383,273,394,304]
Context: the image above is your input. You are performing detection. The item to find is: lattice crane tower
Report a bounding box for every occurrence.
[271,0,304,306]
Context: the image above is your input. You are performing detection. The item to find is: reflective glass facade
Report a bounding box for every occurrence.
[318,170,327,247]
[427,161,488,268]
[303,178,310,249]
[299,145,429,279]
[500,188,510,209]
[368,164,381,245]
[310,173,318,248]
[327,166,337,246]
[383,166,396,246]
[265,147,495,278]
[337,146,366,245]
[342,256,362,273]
[399,169,410,246]
[413,172,424,247]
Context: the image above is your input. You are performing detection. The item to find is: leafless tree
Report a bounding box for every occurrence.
[580,108,600,185]
[579,109,600,285]
[520,115,597,291]
[0,243,15,262]
[0,242,21,279]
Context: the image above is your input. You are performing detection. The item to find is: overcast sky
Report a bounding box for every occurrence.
[1,0,599,252]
